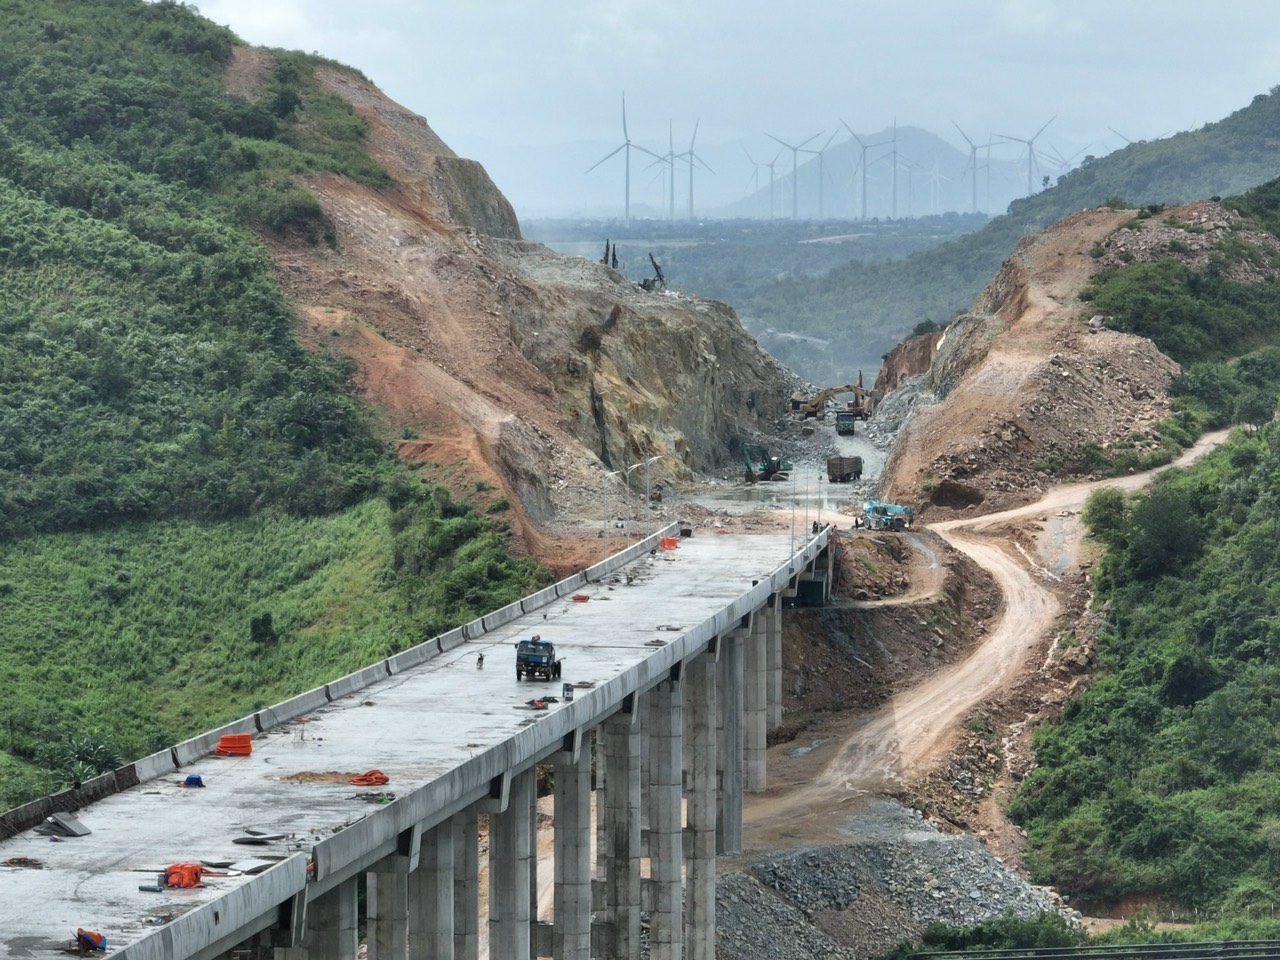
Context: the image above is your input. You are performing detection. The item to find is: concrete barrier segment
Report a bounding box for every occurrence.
[254,684,329,732]
[437,627,467,653]
[174,715,260,768]
[552,572,588,598]
[116,854,310,960]
[132,747,179,784]
[386,643,431,675]
[482,599,525,633]
[325,663,388,702]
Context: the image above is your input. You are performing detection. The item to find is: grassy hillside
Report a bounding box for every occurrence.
[0,0,549,805]
[1004,179,1280,920]
[741,87,1280,373]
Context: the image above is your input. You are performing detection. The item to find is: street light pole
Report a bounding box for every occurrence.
[601,469,622,566]
[625,461,647,544]
[644,455,664,536]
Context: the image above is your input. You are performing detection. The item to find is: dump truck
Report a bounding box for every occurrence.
[826,455,863,482]
[515,636,562,681]
[742,443,791,483]
[835,410,858,435]
[862,499,914,532]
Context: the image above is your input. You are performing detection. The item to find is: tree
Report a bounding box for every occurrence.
[1126,483,1205,579]
[1235,387,1276,431]
[1082,487,1128,548]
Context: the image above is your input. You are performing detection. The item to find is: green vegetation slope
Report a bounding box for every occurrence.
[0,0,547,805]
[1006,179,1280,921]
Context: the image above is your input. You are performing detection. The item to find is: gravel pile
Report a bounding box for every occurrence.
[716,871,859,960]
[715,799,1074,958]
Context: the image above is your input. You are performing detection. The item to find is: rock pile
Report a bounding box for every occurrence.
[715,799,1074,958]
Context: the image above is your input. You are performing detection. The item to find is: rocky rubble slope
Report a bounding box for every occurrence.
[718,799,1071,959]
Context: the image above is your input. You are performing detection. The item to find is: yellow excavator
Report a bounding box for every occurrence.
[790,380,870,420]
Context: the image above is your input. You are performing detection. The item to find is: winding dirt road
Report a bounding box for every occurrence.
[740,429,1230,851]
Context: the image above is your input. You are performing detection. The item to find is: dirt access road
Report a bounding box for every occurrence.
[740,429,1230,853]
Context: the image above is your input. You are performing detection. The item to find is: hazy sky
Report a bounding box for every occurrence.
[197,1,1280,216]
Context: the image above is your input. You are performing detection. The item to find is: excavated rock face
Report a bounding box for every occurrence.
[873,330,944,396]
[492,240,793,476]
[313,67,521,240]
[237,51,798,533]
[879,206,1184,515]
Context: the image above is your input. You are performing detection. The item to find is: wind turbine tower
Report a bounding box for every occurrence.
[679,121,713,220]
[766,131,820,219]
[799,130,839,219]
[584,93,661,225]
[996,116,1056,197]
[952,121,981,214]
[841,121,887,221]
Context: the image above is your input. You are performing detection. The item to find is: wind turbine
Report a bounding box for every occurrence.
[1046,143,1090,181]
[644,122,678,220]
[995,116,1055,197]
[952,121,982,214]
[766,131,820,219]
[585,93,662,225]
[896,155,918,219]
[799,130,839,220]
[841,121,888,221]
[678,120,714,220]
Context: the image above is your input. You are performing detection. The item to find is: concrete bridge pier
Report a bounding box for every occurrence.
[488,767,535,958]
[409,822,453,959]
[454,809,480,960]
[766,593,783,732]
[553,731,593,959]
[603,695,643,958]
[273,878,359,960]
[744,611,768,792]
[685,649,718,960]
[366,864,408,960]
[716,626,745,855]
[649,671,684,960]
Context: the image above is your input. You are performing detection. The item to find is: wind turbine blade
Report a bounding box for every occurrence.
[797,132,821,150]
[820,129,839,151]
[1030,116,1056,143]
[952,120,976,149]
[689,119,699,152]
[585,143,626,174]
[621,92,629,142]
[840,119,865,148]
[631,143,663,162]
[1108,127,1133,145]
[692,153,714,174]
[766,133,791,150]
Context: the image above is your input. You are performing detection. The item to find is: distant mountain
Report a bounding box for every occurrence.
[739,87,1280,375]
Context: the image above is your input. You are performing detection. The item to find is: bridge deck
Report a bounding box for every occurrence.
[0,530,815,958]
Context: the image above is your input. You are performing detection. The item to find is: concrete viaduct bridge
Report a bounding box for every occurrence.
[0,522,835,960]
